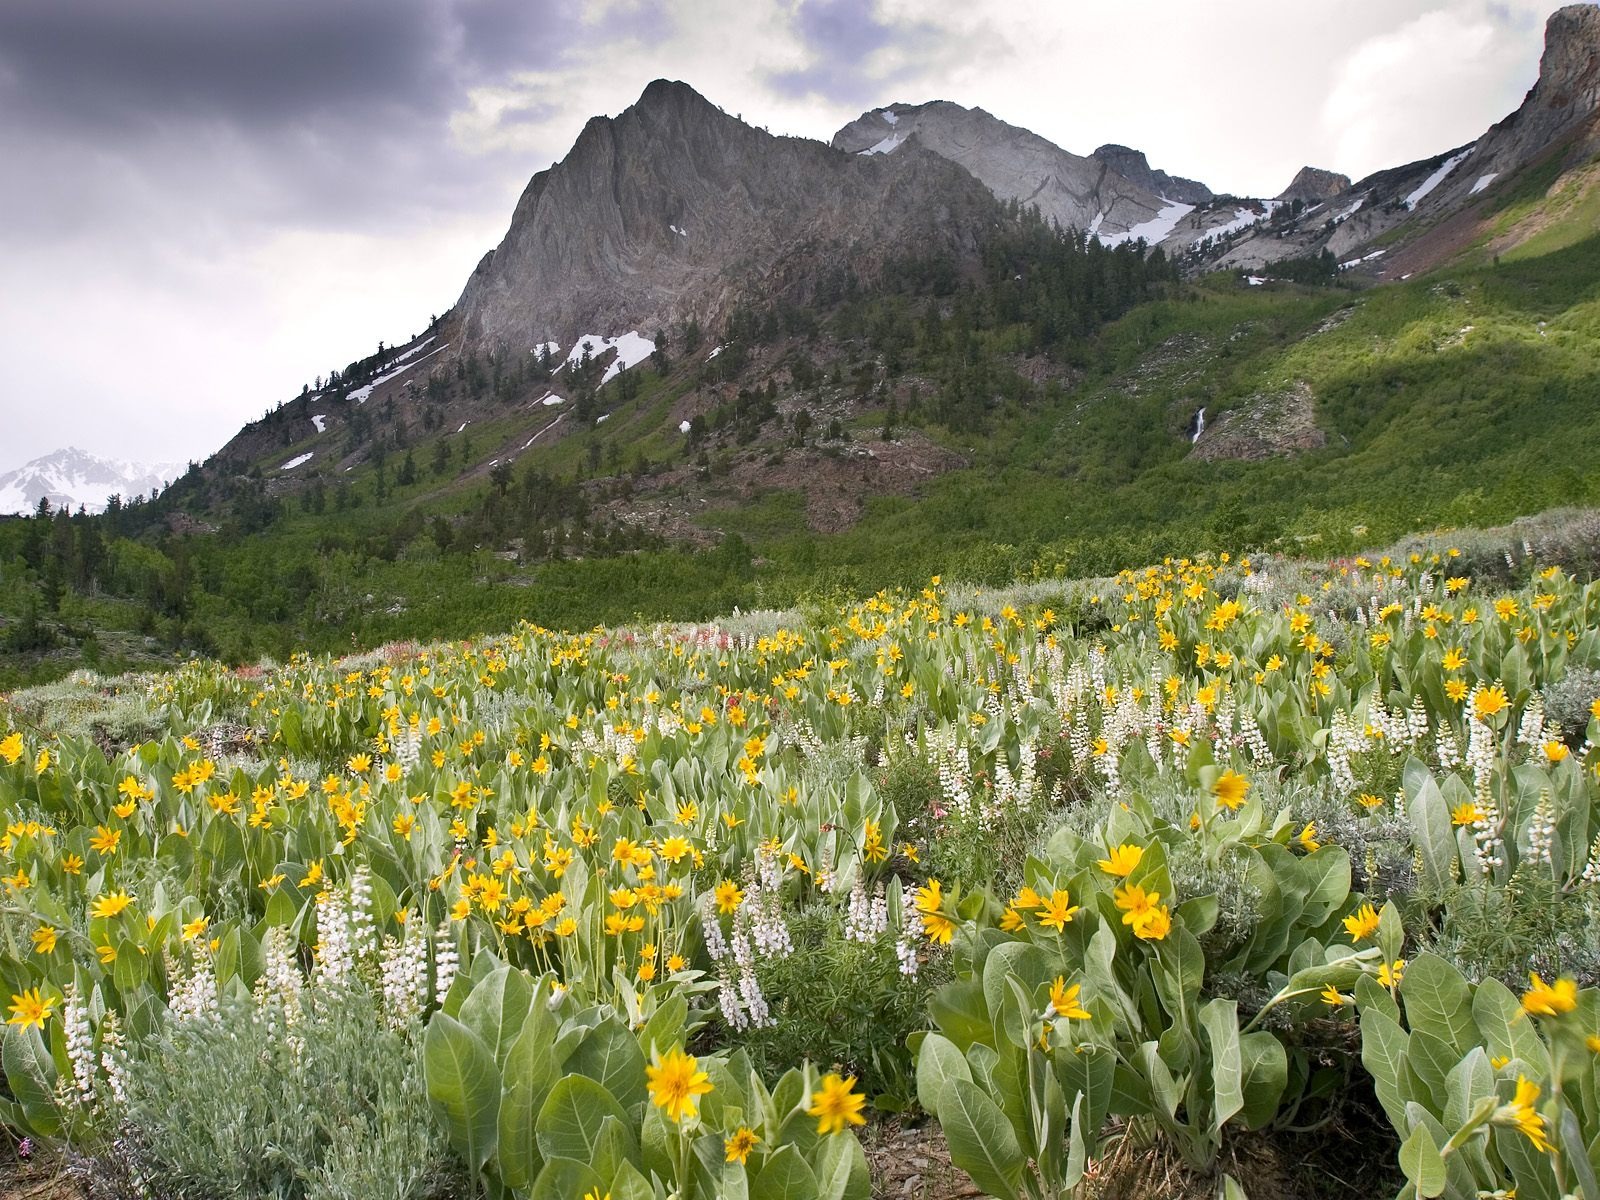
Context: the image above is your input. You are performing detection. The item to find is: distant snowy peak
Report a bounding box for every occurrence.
[0,447,183,515]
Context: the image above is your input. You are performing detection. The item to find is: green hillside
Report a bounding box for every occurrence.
[4,218,1600,690]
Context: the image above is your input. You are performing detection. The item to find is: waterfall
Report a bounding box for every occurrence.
[1190,407,1207,444]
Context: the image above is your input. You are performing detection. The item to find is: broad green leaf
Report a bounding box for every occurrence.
[1360,1007,1412,1132]
[937,1079,1026,1200]
[1199,998,1243,1133]
[567,1017,648,1115]
[536,1074,629,1163]
[2,1026,60,1137]
[916,1031,974,1117]
[1401,954,1476,1057]
[751,1144,820,1200]
[929,978,992,1053]
[815,1125,871,1200]
[1472,977,1546,1066]
[1405,763,1457,892]
[424,1013,501,1172]
[459,965,535,1068]
[497,1016,562,1190]
[527,1157,605,1200]
[1398,1124,1446,1199]
[1237,1032,1287,1131]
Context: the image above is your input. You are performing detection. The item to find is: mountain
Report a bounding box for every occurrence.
[0,448,181,516]
[1199,4,1600,275]
[829,100,1200,243]
[1090,144,1213,206]
[455,79,999,355]
[1275,167,1351,205]
[9,11,1600,687]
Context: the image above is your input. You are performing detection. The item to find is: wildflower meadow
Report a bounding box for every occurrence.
[5,520,1600,1199]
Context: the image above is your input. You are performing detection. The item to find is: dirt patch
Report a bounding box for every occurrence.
[600,429,966,541]
[0,1141,86,1200]
[1190,381,1326,463]
[862,1118,982,1200]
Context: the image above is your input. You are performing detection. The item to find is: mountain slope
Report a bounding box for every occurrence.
[0,448,181,515]
[455,79,1000,355]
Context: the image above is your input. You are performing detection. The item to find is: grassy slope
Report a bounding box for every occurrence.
[7,232,1600,687]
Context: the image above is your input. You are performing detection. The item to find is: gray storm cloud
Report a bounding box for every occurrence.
[0,0,1564,467]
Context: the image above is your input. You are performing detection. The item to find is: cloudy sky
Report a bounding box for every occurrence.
[0,0,1569,468]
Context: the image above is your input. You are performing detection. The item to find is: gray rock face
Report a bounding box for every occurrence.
[1364,3,1600,216]
[1091,144,1213,205]
[1275,167,1351,204]
[456,80,997,352]
[831,102,1185,237]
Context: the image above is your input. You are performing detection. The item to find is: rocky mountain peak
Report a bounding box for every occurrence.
[1275,166,1351,204]
[454,81,997,354]
[1090,144,1213,205]
[1527,4,1600,133]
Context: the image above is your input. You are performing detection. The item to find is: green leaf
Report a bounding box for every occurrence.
[536,1074,630,1163]
[1399,1123,1446,1198]
[1402,1031,1454,1119]
[1360,1007,1413,1131]
[815,1126,871,1200]
[424,1013,501,1173]
[497,1015,562,1190]
[937,1079,1026,1200]
[928,978,992,1053]
[459,965,535,1068]
[589,1115,642,1188]
[1298,847,1352,926]
[1400,954,1476,1057]
[567,1018,648,1115]
[1472,977,1546,1066]
[1237,1032,1287,1131]
[1404,760,1458,893]
[1199,998,1244,1134]
[1,1026,60,1137]
[916,1031,974,1117]
[527,1157,606,1200]
[751,1144,820,1200]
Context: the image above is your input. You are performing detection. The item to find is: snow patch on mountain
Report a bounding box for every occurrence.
[562,332,657,382]
[1404,148,1474,210]
[1101,201,1195,247]
[0,448,184,515]
[349,342,449,403]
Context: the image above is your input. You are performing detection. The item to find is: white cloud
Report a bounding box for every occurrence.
[1324,4,1546,174]
[0,0,1574,469]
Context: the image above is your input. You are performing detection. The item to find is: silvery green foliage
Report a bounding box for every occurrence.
[1543,666,1600,740]
[104,980,455,1200]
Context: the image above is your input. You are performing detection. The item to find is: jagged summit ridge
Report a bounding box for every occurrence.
[455,80,996,353]
[1090,144,1212,205]
[830,101,1192,238]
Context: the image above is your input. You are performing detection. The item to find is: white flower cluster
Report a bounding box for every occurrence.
[843,876,888,944]
[434,921,459,1005]
[1516,697,1546,747]
[1525,789,1556,866]
[349,867,377,962]
[168,956,219,1025]
[1580,833,1600,885]
[380,932,429,1029]
[312,891,355,992]
[63,984,98,1109]
[1326,709,1370,796]
[991,742,1038,818]
[895,881,922,978]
